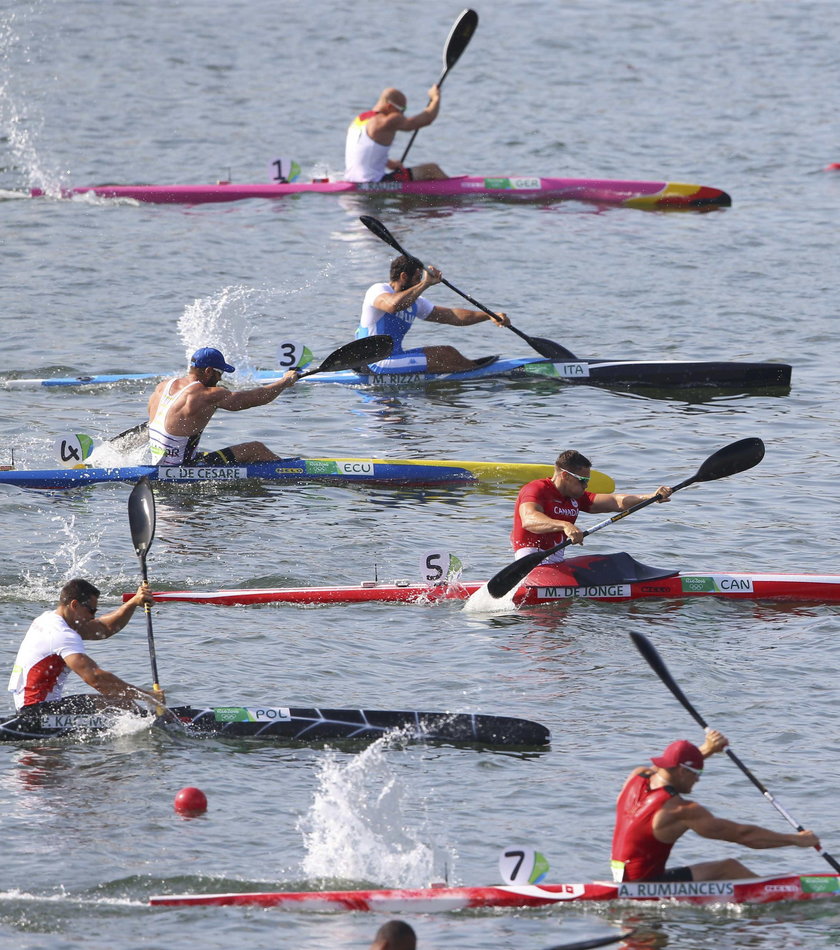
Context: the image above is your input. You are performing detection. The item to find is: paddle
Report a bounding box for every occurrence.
[128,476,162,699]
[104,336,394,449]
[398,9,479,167]
[484,437,766,600]
[631,631,840,874]
[360,214,577,361]
[544,933,635,950]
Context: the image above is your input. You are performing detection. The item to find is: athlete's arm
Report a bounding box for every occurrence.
[373,273,440,314]
[210,371,299,411]
[397,84,441,131]
[77,583,153,641]
[518,501,584,544]
[671,800,820,850]
[426,306,508,327]
[588,486,672,514]
[63,652,165,705]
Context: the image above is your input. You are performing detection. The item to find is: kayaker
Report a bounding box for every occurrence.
[511,450,671,582]
[357,255,510,373]
[369,920,417,950]
[147,347,299,465]
[344,86,447,183]
[611,734,821,882]
[8,579,162,714]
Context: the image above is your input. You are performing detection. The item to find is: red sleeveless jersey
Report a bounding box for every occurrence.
[611,770,676,881]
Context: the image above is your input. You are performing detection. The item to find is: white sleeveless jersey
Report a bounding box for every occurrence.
[344,111,391,183]
[8,610,86,709]
[148,378,201,464]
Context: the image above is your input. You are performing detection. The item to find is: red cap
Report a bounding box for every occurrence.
[651,739,704,772]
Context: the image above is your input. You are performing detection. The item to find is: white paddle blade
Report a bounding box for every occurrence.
[498,846,550,885]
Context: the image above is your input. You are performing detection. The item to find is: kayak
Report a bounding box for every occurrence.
[0,458,614,492]
[0,702,548,747]
[148,873,840,909]
[140,553,840,606]
[29,176,731,210]
[279,357,792,392]
[2,357,792,392]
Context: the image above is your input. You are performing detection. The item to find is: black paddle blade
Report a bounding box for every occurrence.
[128,476,156,559]
[108,421,150,449]
[486,542,568,599]
[694,437,765,483]
[444,9,478,72]
[360,215,411,258]
[509,326,577,361]
[630,632,708,729]
[525,336,578,361]
[303,336,394,376]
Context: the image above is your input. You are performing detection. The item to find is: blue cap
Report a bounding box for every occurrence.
[190,347,235,374]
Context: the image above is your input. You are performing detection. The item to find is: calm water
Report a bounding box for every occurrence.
[1,1,840,948]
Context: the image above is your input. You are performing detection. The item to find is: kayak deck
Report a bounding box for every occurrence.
[148,873,840,909]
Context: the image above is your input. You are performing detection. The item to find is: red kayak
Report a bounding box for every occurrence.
[149,873,840,909]
[135,553,840,607]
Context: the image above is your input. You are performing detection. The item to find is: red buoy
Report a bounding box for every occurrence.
[174,786,208,816]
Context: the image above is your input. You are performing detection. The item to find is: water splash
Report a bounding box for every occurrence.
[19,514,108,600]
[0,8,62,194]
[297,734,453,887]
[176,277,332,382]
[461,581,519,614]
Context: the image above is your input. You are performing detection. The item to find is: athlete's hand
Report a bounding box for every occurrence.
[130,582,154,608]
[423,266,443,286]
[562,523,585,545]
[795,830,821,849]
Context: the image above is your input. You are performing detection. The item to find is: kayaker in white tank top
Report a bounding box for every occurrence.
[148,378,202,464]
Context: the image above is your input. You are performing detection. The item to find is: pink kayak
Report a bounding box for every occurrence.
[30,175,731,209]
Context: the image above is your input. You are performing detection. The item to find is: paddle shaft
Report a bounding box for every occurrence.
[399,10,478,165]
[138,552,161,690]
[128,478,161,692]
[631,632,840,873]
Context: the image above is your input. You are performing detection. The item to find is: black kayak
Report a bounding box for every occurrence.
[0,701,550,748]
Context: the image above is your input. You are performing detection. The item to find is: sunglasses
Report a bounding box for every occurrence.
[680,762,703,775]
[387,99,407,113]
[78,600,97,616]
[558,467,590,487]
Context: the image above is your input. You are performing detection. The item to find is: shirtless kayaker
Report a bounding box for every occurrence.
[147,347,298,465]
